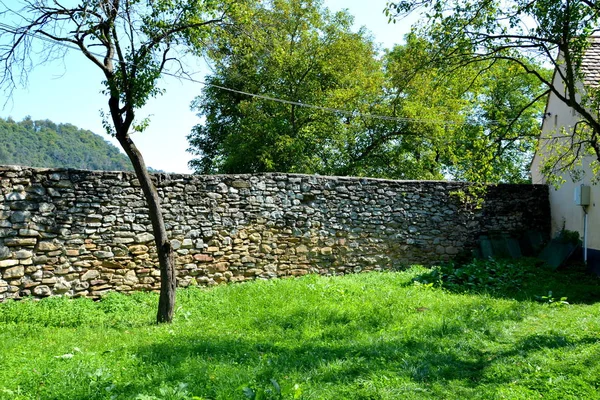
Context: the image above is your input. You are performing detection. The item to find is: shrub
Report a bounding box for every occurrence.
[413,258,539,293]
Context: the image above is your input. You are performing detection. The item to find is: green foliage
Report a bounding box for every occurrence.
[385,0,600,182]
[0,117,134,171]
[557,228,581,245]
[414,258,540,294]
[188,1,547,183]
[1,267,600,399]
[188,0,383,176]
[379,35,547,183]
[535,291,570,306]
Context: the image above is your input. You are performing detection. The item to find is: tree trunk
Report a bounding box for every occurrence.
[116,131,176,324]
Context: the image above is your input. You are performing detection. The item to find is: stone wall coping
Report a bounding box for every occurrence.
[0,164,545,188]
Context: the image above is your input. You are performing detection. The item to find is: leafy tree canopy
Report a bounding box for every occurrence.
[385,0,600,184]
[188,0,383,176]
[188,0,548,183]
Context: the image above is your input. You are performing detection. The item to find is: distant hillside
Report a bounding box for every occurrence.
[0,117,134,171]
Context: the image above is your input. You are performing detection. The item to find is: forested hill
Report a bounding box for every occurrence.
[0,117,134,171]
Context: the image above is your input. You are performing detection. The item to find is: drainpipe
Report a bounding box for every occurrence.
[576,184,591,265]
[583,206,588,264]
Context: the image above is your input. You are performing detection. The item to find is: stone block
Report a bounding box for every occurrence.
[38,241,60,251]
[0,246,10,260]
[3,266,24,279]
[74,281,90,291]
[15,250,33,259]
[194,253,213,262]
[93,251,114,259]
[6,192,26,201]
[128,245,149,255]
[0,259,19,268]
[81,270,100,281]
[33,285,52,296]
[10,211,31,223]
[4,237,37,246]
[54,278,71,293]
[18,229,39,237]
[135,232,154,243]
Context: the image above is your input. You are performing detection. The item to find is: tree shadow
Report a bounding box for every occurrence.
[409,260,600,305]
[104,301,599,399]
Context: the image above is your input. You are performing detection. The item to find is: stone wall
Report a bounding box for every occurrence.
[0,166,550,300]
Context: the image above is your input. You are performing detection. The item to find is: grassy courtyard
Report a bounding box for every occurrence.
[1,261,599,399]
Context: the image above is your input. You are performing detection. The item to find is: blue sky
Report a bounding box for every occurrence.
[1,0,416,173]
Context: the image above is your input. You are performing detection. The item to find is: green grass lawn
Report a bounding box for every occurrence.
[1,261,600,399]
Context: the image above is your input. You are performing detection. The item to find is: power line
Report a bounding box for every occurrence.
[0,21,539,130]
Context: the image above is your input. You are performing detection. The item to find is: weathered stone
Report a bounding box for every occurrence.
[10,211,31,223]
[81,270,100,281]
[4,266,25,279]
[113,237,135,244]
[38,241,60,251]
[231,180,251,188]
[0,259,19,268]
[74,281,90,291]
[4,238,37,247]
[194,254,213,262]
[320,247,333,256]
[135,232,154,243]
[128,245,149,255]
[33,255,48,264]
[54,278,71,293]
[0,246,10,260]
[15,250,33,259]
[6,192,26,201]
[10,201,38,211]
[296,245,309,254]
[93,251,114,259]
[33,285,52,296]
[39,203,55,213]
[445,246,459,255]
[19,229,39,237]
[101,261,121,269]
[47,188,61,197]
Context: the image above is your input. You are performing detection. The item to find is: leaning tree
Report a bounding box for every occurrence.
[0,0,244,323]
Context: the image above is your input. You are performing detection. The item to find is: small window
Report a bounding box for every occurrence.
[554,114,558,126]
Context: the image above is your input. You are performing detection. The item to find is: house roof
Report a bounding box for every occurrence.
[580,37,600,86]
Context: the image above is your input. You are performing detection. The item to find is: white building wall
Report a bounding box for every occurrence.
[530,75,599,253]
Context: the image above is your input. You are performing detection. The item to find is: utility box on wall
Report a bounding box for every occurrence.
[574,185,591,206]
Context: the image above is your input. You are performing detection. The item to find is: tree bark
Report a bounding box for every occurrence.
[116,130,176,324]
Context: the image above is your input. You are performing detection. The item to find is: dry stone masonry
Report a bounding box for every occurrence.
[0,165,550,301]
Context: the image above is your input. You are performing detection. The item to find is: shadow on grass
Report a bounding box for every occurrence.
[109,332,599,399]
[410,259,600,305]
[105,301,599,399]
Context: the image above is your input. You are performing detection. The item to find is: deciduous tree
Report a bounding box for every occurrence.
[0,0,242,323]
[187,0,384,175]
[385,0,600,182]
[188,4,547,183]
